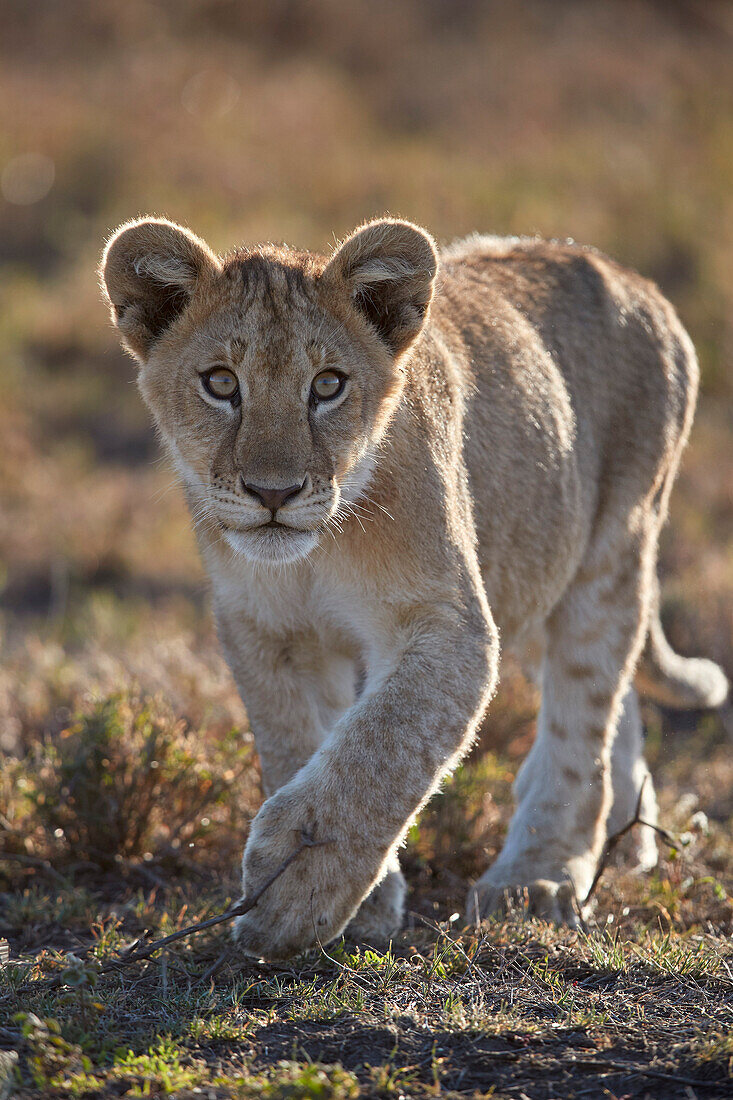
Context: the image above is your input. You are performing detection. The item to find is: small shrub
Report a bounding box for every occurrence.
[1,692,255,869]
[407,754,513,879]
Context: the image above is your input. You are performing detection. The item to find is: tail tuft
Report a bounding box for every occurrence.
[636,583,728,710]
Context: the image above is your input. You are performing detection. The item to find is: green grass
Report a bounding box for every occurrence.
[1,692,732,1097]
[2,899,731,1097]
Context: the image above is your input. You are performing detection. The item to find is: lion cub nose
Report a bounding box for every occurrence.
[243,481,305,511]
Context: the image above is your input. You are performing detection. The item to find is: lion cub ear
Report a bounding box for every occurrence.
[100,218,221,362]
[322,218,438,356]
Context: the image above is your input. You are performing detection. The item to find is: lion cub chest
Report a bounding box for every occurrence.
[208,548,376,667]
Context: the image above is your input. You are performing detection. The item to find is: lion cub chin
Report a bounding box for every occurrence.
[101,215,727,958]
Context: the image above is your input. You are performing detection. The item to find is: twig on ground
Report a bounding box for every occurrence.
[18,831,331,991]
[114,834,328,968]
[570,1057,726,1090]
[583,778,678,906]
[197,946,232,987]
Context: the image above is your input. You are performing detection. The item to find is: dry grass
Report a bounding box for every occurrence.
[1,1,732,1096]
[1,873,732,1097]
[1,675,731,1097]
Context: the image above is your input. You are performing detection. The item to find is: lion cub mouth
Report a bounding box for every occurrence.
[218,517,320,565]
[219,519,288,534]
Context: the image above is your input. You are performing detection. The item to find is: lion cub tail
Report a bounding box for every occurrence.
[636,577,729,710]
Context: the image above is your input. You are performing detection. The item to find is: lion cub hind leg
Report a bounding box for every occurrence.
[469,524,655,926]
[608,687,659,871]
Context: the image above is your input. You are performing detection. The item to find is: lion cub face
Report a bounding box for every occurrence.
[101,218,437,564]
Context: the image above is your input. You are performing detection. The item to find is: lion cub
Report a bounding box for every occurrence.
[101,217,727,957]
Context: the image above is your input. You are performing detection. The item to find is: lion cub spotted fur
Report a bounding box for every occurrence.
[101,216,727,957]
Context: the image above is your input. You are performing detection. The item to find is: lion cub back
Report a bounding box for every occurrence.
[433,233,700,641]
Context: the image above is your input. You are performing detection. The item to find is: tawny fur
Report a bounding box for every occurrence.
[101,216,728,957]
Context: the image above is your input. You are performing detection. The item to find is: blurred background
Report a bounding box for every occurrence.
[1,0,731,921]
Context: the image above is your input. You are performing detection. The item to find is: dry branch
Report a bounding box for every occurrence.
[19,831,330,990]
[583,777,678,906]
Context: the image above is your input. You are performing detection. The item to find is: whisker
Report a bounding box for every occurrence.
[362,496,395,523]
[333,501,367,534]
[151,477,184,504]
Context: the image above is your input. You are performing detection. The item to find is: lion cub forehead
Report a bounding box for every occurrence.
[195,249,334,366]
[196,316,328,377]
[222,246,326,308]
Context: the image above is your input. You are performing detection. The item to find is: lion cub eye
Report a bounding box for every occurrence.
[201,367,240,406]
[311,370,346,402]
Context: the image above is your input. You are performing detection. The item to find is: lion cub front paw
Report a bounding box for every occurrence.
[233,779,393,959]
[467,876,582,929]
